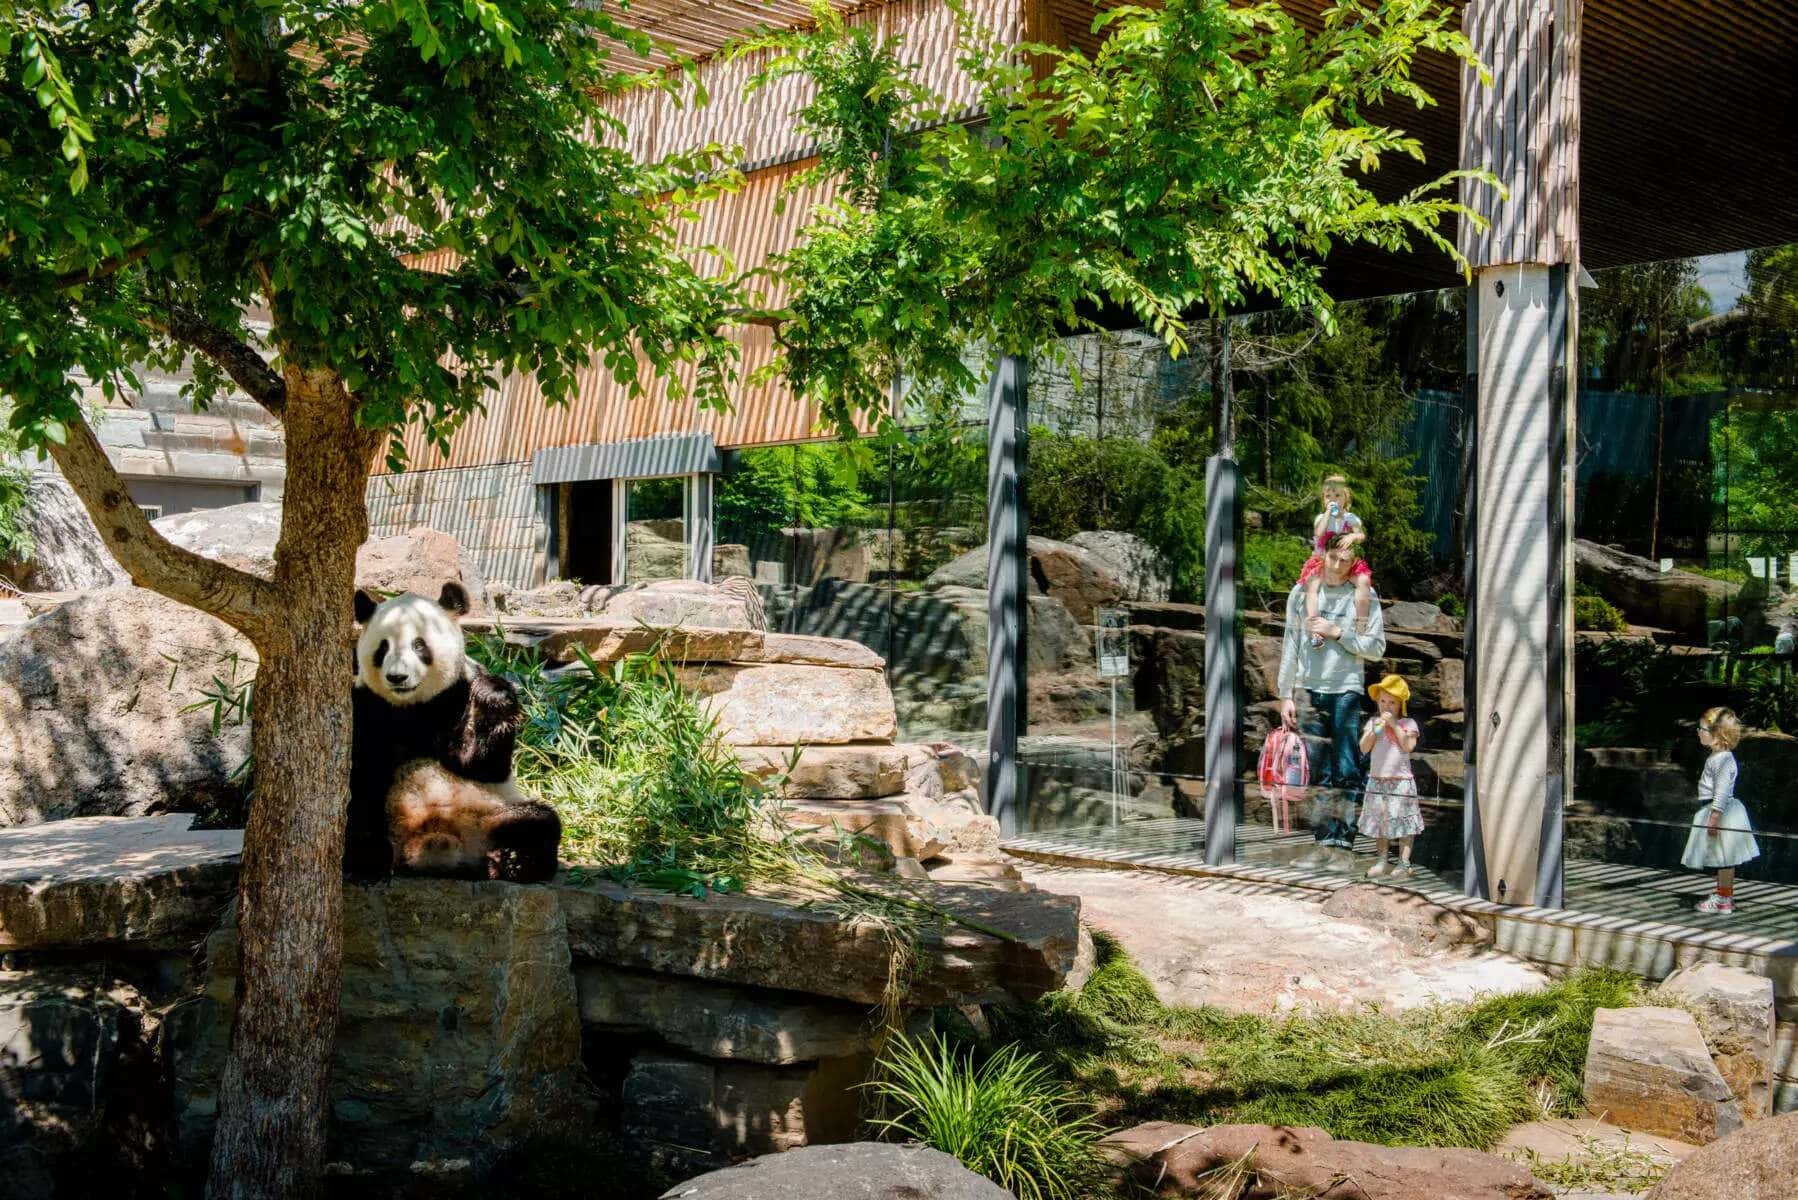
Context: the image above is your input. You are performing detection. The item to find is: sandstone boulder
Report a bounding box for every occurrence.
[737,744,910,799]
[0,966,162,1197]
[662,1142,1014,1200]
[1069,530,1171,602]
[0,590,254,827]
[582,577,768,630]
[509,623,883,670]
[622,1050,864,1157]
[928,536,1128,625]
[1,472,128,591]
[1646,1111,1798,1200]
[1320,884,1493,956]
[1658,962,1777,1120]
[577,966,875,1065]
[154,505,490,610]
[173,880,586,1172]
[1102,1121,1552,1199]
[785,526,871,585]
[0,815,242,950]
[1575,539,1740,637]
[676,663,898,745]
[1385,600,1462,634]
[1583,1007,1744,1144]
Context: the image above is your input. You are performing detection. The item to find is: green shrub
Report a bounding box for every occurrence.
[1027,429,1206,599]
[469,633,790,894]
[1435,592,1465,618]
[1242,532,1312,604]
[864,1033,1104,1200]
[1456,969,1640,1113]
[1573,594,1627,632]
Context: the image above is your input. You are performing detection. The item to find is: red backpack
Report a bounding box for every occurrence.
[1256,727,1309,834]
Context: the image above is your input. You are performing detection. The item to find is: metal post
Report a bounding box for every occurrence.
[1461,283,1490,901]
[985,354,1028,836]
[1203,453,1241,865]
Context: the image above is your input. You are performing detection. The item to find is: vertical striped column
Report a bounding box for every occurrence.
[985,355,1029,836]
[1459,1,1580,907]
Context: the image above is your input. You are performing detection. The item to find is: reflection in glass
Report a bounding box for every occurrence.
[1016,293,1470,895]
[1574,245,1798,933]
[624,476,687,582]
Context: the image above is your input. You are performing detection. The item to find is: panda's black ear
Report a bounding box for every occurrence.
[438,581,471,617]
[354,589,379,624]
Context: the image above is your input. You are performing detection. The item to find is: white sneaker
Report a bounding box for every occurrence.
[1695,893,1735,916]
[1388,863,1414,881]
[1366,859,1394,878]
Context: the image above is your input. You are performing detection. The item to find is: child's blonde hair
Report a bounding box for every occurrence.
[1320,474,1353,511]
[1700,706,1744,750]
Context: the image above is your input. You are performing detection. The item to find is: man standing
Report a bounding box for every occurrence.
[1276,532,1387,865]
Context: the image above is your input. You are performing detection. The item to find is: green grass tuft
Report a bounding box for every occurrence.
[865,1033,1106,1200]
[977,936,1648,1155]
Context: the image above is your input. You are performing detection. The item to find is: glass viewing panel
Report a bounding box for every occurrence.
[714,425,987,747]
[624,476,687,582]
[1572,245,1798,934]
[1019,293,1470,894]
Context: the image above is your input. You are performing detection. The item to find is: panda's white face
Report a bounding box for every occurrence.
[356,592,466,706]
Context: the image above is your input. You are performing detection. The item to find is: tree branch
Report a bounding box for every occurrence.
[53,210,225,291]
[145,303,287,417]
[47,413,280,640]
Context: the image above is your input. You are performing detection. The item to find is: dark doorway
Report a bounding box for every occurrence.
[564,479,614,585]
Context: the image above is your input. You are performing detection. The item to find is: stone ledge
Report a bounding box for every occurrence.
[1,818,1080,1013]
[554,874,1080,1009]
[0,815,242,951]
[462,619,885,670]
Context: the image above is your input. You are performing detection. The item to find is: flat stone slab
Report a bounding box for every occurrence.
[1584,1007,1744,1144]
[464,619,884,670]
[735,745,910,800]
[675,664,897,745]
[553,874,1081,1009]
[0,815,242,950]
[782,799,946,862]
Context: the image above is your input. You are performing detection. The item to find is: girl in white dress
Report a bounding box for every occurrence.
[1359,674,1422,879]
[1681,706,1759,916]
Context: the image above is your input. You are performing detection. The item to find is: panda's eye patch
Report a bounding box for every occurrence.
[413,638,432,664]
[372,640,390,667]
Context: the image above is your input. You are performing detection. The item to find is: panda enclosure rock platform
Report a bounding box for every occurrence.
[0,815,1082,1194]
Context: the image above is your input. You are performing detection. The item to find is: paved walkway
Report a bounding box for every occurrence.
[1007,817,1798,941]
[1016,861,1549,1015]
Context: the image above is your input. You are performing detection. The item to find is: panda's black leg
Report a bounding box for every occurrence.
[484,803,563,883]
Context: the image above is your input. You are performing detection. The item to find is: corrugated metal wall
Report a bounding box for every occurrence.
[380,0,1024,476]
[384,159,840,472]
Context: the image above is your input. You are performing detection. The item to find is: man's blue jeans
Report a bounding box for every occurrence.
[1305,688,1364,846]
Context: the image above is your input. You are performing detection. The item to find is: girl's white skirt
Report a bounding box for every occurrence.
[1680,798,1760,870]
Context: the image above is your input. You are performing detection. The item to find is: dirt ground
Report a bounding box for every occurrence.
[1021,862,1552,1015]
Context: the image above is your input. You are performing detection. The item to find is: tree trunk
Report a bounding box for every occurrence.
[205,368,374,1200]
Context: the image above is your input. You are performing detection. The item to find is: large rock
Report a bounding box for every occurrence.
[556,875,1083,1010]
[622,1050,864,1156]
[1102,1121,1552,1199]
[0,590,254,827]
[1575,539,1741,637]
[736,744,911,799]
[0,815,242,951]
[1069,530,1171,602]
[1659,963,1777,1120]
[506,623,883,670]
[661,1142,1013,1200]
[927,536,1128,625]
[173,879,585,1173]
[583,577,768,630]
[0,966,164,1197]
[676,663,898,745]
[1385,600,1463,634]
[1583,1007,1745,1144]
[1320,884,1493,956]
[1,472,128,591]
[1646,1111,1798,1199]
[784,526,871,585]
[154,505,490,610]
[577,966,875,1065]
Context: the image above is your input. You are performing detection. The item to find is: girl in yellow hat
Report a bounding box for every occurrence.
[1358,674,1422,878]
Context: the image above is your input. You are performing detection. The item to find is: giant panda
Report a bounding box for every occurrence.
[349,582,561,882]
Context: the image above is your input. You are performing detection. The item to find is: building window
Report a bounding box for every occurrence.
[623,476,689,582]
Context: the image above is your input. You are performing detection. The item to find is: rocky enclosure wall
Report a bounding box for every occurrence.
[0,816,1082,1197]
